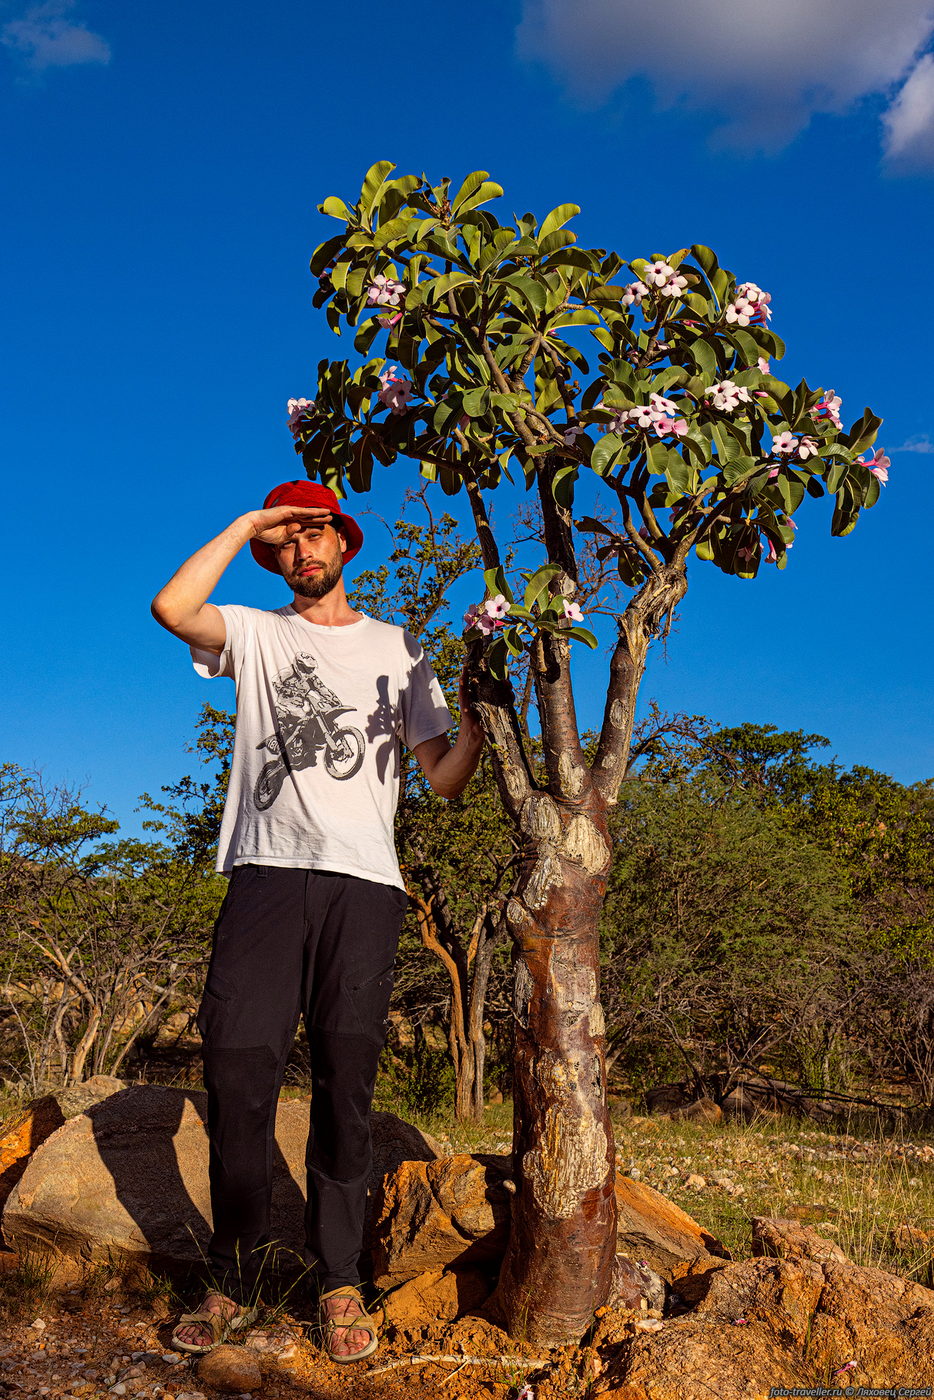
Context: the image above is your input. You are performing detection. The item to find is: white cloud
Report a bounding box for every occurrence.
[891,434,934,453]
[2,1,110,70]
[517,0,934,152]
[883,53,934,164]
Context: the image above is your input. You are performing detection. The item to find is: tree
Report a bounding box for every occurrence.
[288,162,884,1341]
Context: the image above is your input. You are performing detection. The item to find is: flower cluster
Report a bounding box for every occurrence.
[286,397,316,439]
[377,367,414,415]
[464,595,511,635]
[810,390,842,429]
[859,447,890,483]
[622,280,649,307]
[367,274,405,307]
[769,431,819,460]
[725,282,771,327]
[708,379,751,413]
[643,260,688,298]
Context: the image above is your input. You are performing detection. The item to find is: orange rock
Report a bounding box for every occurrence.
[751,1215,848,1264]
[615,1171,729,1281]
[382,1266,493,1326]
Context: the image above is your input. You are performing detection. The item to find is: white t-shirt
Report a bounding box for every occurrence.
[191,605,452,887]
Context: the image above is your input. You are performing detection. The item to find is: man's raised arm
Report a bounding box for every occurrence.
[151,504,331,651]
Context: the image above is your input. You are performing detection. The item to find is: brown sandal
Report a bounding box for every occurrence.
[171,1299,258,1355]
[318,1285,379,1363]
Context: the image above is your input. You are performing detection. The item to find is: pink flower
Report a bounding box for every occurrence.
[377,368,414,414]
[709,380,751,413]
[286,397,316,438]
[737,541,759,562]
[757,356,770,373]
[768,466,780,480]
[727,283,771,327]
[484,594,511,622]
[650,393,681,418]
[861,447,890,483]
[378,310,404,328]
[798,435,820,460]
[770,431,798,455]
[725,297,755,327]
[763,537,777,563]
[623,280,649,307]
[652,415,686,437]
[607,412,629,433]
[628,405,656,430]
[367,274,406,307]
[476,612,498,635]
[811,391,842,429]
[463,603,481,630]
[563,424,585,446]
[563,600,584,623]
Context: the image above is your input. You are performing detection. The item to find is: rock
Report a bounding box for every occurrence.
[668,1097,722,1125]
[600,1255,934,1397]
[196,1344,262,1392]
[643,1082,694,1116]
[751,1216,849,1264]
[382,1266,493,1326]
[2,1084,440,1271]
[892,1223,933,1251]
[682,1173,706,1190]
[0,1076,124,1219]
[615,1172,729,1294]
[371,1154,511,1285]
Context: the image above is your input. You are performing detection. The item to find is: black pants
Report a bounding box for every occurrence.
[196,864,407,1301]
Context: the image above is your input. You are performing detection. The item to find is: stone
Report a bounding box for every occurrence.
[381,1266,493,1326]
[2,1085,440,1270]
[751,1216,849,1264]
[370,1153,511,1286]
[615,1172,730,1298]
[195,1345,262,1393]
[599,1255,934,1398]
[892,1223,934,1251]
[0,1077,124,1220]
[667,1097,722,1125]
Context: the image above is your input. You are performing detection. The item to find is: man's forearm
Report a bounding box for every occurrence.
[151,516,254,630]
[429,727,485,800]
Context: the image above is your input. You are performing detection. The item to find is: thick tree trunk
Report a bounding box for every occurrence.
[491,794,616,1344]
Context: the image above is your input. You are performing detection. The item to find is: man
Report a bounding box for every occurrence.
[151,479,484,1362]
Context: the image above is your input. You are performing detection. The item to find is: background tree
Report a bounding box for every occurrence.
[293,162,883,1340]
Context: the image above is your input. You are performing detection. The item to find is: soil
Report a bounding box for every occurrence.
[0,1259,619,1400]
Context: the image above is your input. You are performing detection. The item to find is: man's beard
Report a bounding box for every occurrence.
[288,555,343,599]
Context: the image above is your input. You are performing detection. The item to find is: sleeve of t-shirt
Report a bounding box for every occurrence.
[189,604,251,680]
[398,632,454,751]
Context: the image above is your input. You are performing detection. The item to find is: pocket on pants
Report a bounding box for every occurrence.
[344,962,396,1046]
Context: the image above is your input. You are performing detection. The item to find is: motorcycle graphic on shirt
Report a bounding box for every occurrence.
[253,653,366,810]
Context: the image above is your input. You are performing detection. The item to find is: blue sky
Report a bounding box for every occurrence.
[2,0,932,836]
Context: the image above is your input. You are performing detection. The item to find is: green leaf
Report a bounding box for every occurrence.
[538,203,580,240]
[426,270,476,304]
[522,563,562,611]
[462,387,492,417]
[485,636,509,681]
[483,566,513,602]
[319,196,354,222]
[372,216,417,249]
[566,626,598,649]
[451,170,491,215]
[690,337,719,378]
[455,180,504,216]
[500,273,547,316]
[690,244,719,277]
[359,160,396,220]
[591,432,624,476]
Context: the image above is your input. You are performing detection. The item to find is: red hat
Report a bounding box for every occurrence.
[249,480,364,574]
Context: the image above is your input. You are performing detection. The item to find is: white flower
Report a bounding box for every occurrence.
[770,431,798,455]
[657,274,688,298]
[650,393,682,418]
[563,600,584,623]
[725,297,755,326]
[797,435,820,460]
[644,260,676,287]
[623,280,650,307]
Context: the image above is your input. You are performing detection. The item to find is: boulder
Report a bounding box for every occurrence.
[196,1344,262,1392]
[371,1154,727,1294]
[370,1153,512,1286]
[667,1097,722,1125]
[751,1215,848,1264]
[607,1255,666,1314]
[597,1255,934,1398]
[615,1172,730,1288]
[2,1085,440,1271]
[381,1266,493,1327]
[0,1077,124,1222]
